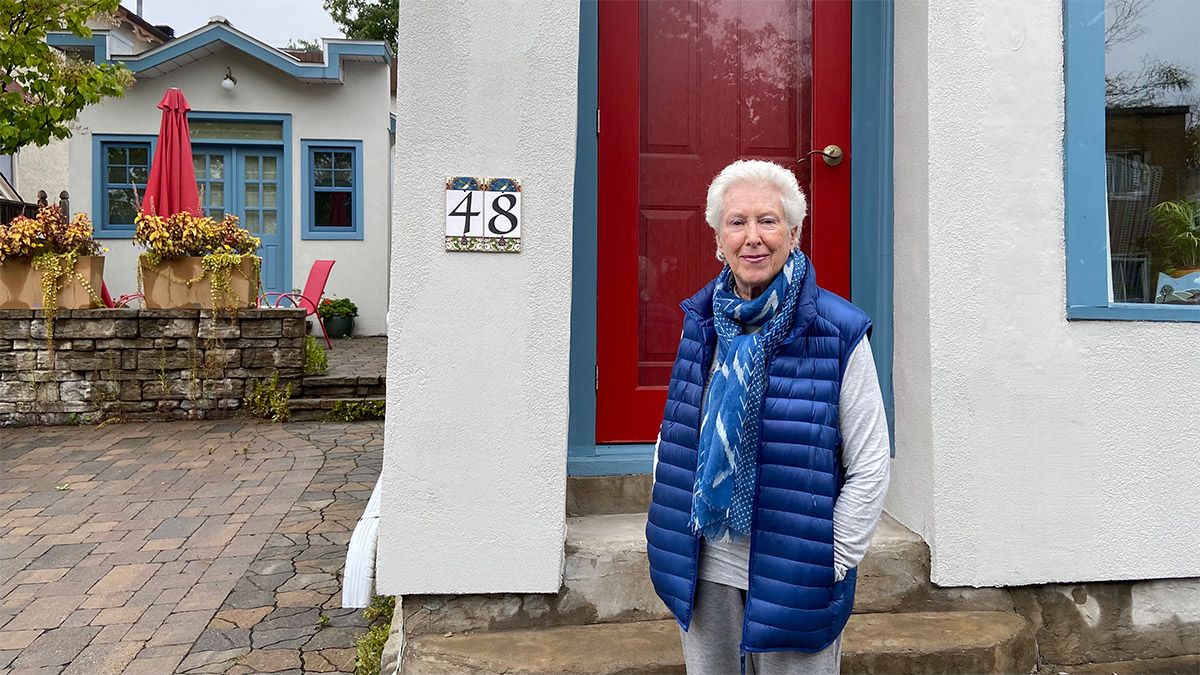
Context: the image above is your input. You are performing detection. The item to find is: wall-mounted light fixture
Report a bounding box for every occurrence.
[221,66,237,91]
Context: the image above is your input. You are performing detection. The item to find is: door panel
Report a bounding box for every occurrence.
[194,151,229,221]
[240,151,284,295]
[194,146,287,296]
[597,0,850,443]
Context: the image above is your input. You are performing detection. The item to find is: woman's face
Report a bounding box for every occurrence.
[716,182,795,300]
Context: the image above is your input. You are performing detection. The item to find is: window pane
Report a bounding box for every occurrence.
[211,209,225,220]
[244,157,259,181]
[262,156,277,180]
[189,120,283,141]
[129,146,148,166]
[211,183,224,206]
[246,185,260,208]
[197,183,206,204]
[333,170,352,188]
[314,190,353,228]
[244,210,260,233]
[263,183,277,207]
[108,188,138,223]
[193,156,206,177]
[314,152,333,170]
[130,167,148,184]
[334,152,352,170]
[263,210,277,234]
[1105,0,1200,304]
[211,156,224,179]
[107,166,128,184]
[314,169,333,187]
[108,146,126,165]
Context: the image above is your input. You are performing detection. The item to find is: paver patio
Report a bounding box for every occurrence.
[0,419,383,675]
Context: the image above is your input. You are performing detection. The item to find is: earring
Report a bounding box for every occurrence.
[716,250,726,262]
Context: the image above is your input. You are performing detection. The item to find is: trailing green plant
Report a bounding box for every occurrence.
[355,594,395,675]
[244,373,292,423]
[1,206,106,352]
[304,334,329,376]
[1140,199,1200,275]
[133,210,262,317]
[318,296,358,319]
[325,400,385,422]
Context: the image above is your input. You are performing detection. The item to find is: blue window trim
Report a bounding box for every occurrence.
[92,134,157,238]
[1063,0,1200,322]
[566,0,896,475]
[300,140,364,241]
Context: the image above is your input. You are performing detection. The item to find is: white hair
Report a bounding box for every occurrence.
[704,160,807,258]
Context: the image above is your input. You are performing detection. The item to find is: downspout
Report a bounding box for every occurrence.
[342,480,382,608]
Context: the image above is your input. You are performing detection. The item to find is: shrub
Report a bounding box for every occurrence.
[244,374,291,423]
[325,400,384,422]
[318,297,358,318]
[355,594,395,675]
[303,335,329,376]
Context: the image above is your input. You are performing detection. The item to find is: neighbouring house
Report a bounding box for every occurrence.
[378,1,1199,673]
[20,7,395,335]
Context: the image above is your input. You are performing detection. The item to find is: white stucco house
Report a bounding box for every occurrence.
[19,8,394,335]
[380,0,1199,669]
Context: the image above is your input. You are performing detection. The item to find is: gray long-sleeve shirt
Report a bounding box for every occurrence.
[654,337,892,589]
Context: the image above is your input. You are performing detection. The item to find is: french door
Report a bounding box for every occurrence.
[193,146,287,294]
[596,0,852,443]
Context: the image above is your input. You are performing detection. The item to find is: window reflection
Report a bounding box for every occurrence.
[1105,0,1200,304]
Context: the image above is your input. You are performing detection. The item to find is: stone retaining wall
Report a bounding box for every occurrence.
[0,308,307,426]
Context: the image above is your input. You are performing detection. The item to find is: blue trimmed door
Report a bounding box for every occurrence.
[193,146,287,295]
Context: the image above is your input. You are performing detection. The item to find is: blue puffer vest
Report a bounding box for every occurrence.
[646,263,871,654]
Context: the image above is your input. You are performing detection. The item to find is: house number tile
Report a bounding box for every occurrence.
[445,176,522,253]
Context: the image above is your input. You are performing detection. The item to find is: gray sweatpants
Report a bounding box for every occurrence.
[680,580,843,675]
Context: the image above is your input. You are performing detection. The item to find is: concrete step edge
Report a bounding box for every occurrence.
[403,611,1036,675]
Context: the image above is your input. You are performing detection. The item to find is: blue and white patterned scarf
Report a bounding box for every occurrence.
[691,250,807,542]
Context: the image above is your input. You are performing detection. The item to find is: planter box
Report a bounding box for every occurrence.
[141,256,260,310]
[0,256,105,310]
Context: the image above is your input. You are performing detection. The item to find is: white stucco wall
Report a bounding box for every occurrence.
[28,47,392,335]
[15,138,69,204]
[377,0,579,594]
[888,0,1200,587]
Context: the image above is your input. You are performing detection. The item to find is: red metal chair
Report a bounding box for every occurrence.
[258,260,336,349]
[101,281,143,308]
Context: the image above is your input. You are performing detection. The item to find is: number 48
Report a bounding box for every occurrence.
[445,189,521,239]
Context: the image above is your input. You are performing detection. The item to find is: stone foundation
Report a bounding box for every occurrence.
[0,308,307,426]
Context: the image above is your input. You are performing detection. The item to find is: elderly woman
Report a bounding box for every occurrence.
[647,159,891,674]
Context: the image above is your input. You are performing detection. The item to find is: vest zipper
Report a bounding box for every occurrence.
[739,351,773,670]
[685,324,716,632]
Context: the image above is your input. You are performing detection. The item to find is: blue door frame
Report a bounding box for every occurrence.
[192,145,288,295]
[567,0,896,475]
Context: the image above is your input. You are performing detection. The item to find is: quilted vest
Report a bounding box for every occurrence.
[646,264,871,654]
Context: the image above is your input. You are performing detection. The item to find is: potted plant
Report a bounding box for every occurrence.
[318,297,357,338]
[0,206,106,336]
[1140,200,1200,303]
[133,211,261,312]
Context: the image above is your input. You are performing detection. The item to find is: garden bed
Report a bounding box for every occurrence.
[0,307,306,427]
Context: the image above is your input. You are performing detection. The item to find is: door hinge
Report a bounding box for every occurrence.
[596,108,600,135]
[595,364,599,391]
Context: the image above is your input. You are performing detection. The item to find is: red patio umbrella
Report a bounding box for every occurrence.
[141,88,200,217]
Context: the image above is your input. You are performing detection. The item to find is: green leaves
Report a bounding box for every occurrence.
[322,0,397,50]
[0,0,133,155]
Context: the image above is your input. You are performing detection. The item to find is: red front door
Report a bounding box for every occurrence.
[596,0,851,443]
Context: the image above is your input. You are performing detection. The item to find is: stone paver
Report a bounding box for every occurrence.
[0,419,383,675]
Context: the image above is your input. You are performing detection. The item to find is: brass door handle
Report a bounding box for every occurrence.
[798,144,844,166]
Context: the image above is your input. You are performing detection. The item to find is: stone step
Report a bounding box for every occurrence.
[299,374,386,398]
[403,611,1036,675]
[402,513,1013,638]
[287,396,386,421]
